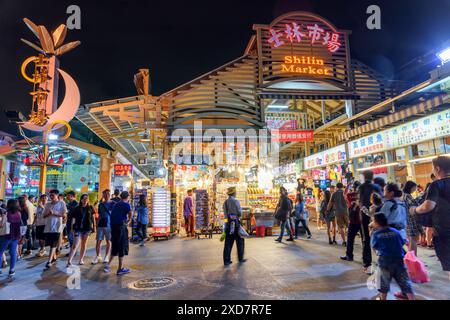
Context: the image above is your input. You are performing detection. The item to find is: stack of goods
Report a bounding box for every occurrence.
[195,190,209,229]
[247,188,279,210]
[152,188,171,228]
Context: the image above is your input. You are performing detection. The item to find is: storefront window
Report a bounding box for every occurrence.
[395,148,406,161]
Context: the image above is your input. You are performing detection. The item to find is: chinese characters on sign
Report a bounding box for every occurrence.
[348,133,385,159]
[114,164,133,177]
[268,22,342,53]
[304,144,347,169]
[347,110,450,159]
[272,130,314,142]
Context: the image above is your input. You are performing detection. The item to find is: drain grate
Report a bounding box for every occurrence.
[128,277,175,290]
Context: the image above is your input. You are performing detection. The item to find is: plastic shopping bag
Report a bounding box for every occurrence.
[404,250,430,283]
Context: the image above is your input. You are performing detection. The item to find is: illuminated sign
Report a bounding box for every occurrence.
[348,132,385,159]
[114,164,133,177]
[281,56,331,76]
[268,22,342,53]
[304,144,347,170]
[272,130,314,142]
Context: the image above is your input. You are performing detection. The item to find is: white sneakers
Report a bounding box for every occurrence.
[91,256,103,265]
[103,256,109,264]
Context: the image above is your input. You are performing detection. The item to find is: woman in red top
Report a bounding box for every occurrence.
[0,199,23,277]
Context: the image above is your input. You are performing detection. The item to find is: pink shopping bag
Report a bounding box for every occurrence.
[404,251,430,283]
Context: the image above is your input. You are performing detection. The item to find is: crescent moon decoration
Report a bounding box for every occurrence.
[20,68,80,132]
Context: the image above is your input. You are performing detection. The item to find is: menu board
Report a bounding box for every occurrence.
[114,164,133,176]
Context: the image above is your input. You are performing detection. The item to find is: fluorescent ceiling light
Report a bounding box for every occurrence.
[267,104,289,109]
[356,162,399,172]
[409,153,450,163]
[417,75,450,92]
[437,47,450,64]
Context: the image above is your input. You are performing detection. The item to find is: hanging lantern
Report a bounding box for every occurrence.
[48,158,55,165]
[23,155,31,165]
[57,155,64,165]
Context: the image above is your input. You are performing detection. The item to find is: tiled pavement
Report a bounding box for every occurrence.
[0,226,449,300]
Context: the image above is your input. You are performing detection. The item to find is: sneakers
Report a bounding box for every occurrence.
[79,260,85,265]
[139,241,145,247]
[342,241,347,247]
[103,265,111,273]
[328,239,333,245]
[116,268,130,275]
[239,259,247,263]
[44,262,53,271]
[332,240,338,245]
[340,255,353,261]
[307,235,312,239]
[103,256,109,264]
[35,250,46,257]
[91,256,102,265]
[275,238,282,243]
[286,237,294,242]
[8,270,15,278]
[24,250,32,256]
[224,261,233,266]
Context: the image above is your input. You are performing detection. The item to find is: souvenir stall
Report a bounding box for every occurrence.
[150,187,171,240]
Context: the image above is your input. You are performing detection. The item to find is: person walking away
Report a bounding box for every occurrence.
[111,189,121,203]
[93,189,114,265]
[417,174,437,249]
[402,181,422,256]
[373,177,386,199]
[410,156,450,281]
[294,194,312,239]
[327,183,349,246]
[341,181,362,261]
[34,194,48,257]
[379,183,407,242]
[65,191,78,253]
[104,191,132,275]
[17,196,29,258]
[183,189,195,237]
[0,199,23,277]
[136,194,149,246]
[321,190,336,245]
[67,194,96,266]
[274,187,294,242]
[223,187,246,265]
[22,194,36,255]
[358,170,382,274]
[43,189,67,271]
[370,213,415,300]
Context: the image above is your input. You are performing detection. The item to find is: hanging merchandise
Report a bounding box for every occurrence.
[195,189,212,238]
[150,187,171,240]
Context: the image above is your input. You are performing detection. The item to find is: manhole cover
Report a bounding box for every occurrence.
[128,277,175,290]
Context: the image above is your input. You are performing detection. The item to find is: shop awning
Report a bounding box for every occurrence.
[338,94,446,141]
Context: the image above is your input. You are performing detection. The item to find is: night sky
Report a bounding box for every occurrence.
[1,0,449,135]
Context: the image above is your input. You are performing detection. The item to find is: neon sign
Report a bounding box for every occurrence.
[281,56,331,76]
[268,22,341,53]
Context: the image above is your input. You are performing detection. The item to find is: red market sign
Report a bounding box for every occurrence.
[268,22,342,53]
[272,130,314,142]
[114,164,133,177]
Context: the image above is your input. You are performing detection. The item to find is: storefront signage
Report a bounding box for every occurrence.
[272,130,314,142]
[268,22,341,53]
[348,133,385,159]
[348,110,450,158]
[385,109,450,149]
[266,119,297,130]
[281,56,331,76]
[304,144,346,170]
[114,164,133,177]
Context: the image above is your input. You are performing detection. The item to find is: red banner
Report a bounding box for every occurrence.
[272,130,314,142]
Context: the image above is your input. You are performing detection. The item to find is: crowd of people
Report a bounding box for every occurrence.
[0,188,147,278]
[273,155,450,300]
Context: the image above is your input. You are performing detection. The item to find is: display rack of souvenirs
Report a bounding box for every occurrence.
[194,189,212,238]
[150,188,171,240]
[247,187,279,210]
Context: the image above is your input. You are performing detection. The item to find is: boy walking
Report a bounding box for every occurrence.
[370,213,415,300]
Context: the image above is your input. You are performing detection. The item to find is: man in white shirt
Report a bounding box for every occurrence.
[22,194,37,255]
[43,189,67,271]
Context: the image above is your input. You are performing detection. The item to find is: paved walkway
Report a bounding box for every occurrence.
[0,226,449,300]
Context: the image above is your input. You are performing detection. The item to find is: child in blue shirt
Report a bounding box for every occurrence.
[371,213,415,300]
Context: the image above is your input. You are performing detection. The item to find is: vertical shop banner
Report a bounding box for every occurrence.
[272,130,314,142]
[304,144,347,169]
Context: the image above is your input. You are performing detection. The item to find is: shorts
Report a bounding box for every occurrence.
[45,233,60,248]
[324,212,335,223]
[377,258,413,294]
[433,236,450,271]
[111,224,129,258]
[74,230,91,237]
[96,227,112,241]
[336,215,349,229]
[36,225,45,241]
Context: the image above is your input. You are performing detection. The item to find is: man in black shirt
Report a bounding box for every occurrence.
[411,156,450,279]
[65,191,79,252]
[358,170,382,274]
[111,189,121,203]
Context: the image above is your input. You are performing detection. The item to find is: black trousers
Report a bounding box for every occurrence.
[223,227,244,264]
[346,223,362,259]
[294,218,311,237]
[137,222,148,241]
[361,215,372,268]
